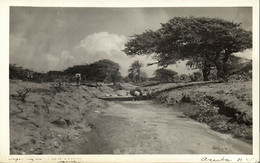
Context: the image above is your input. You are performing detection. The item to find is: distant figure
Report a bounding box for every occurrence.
[75,73,81,87]
[133,90,141,101]
[142,89,148,96]
[129,88,142,101]
[142,89,152,99]
[134,90,140,96]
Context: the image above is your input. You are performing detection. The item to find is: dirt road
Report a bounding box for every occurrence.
[83,100,252,154]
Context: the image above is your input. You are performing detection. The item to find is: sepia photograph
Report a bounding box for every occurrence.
[9,6,254,155]
[0,0,259,162]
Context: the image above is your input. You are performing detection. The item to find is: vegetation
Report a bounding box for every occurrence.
[128,60,147,83]
[123,17,252,81]
[189,71,203,82]
[153,69,178,82]
[63,59,122,84]
[10,64,45,82]
[179,74,191,83]
[10,59,122,84]
[225,56,252,80]
[87,59,121,84]
[16,88,31,103]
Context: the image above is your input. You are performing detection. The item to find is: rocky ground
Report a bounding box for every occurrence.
[9,80,122,154]
[145,80,252,143]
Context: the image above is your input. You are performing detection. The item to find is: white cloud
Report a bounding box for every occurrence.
[10,35,37,70]
[10,32,195,76]
[232,49,252,60]
[10,35,27,61]
[78,32,127,55]
[74,32,159,77]
[60,50,73,60]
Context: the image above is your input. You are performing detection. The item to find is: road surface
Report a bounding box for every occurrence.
[83,100,252,154]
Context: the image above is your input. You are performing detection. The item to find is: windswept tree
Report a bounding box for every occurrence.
[128,60,147,83]
[123,17,252,81]
[153,68,178,82]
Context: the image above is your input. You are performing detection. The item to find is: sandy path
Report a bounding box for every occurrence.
[84,100,252,154]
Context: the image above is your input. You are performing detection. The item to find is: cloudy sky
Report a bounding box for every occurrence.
[10,7,252,77]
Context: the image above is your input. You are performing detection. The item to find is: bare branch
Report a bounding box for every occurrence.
[16,88,31,102]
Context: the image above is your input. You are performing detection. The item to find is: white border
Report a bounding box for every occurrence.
[0,0,259,162]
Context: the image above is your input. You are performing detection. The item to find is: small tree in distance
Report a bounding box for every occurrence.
[153,68,178,83]
[189,71,203,82]
[179,74,191,83]
[128,60,144,83]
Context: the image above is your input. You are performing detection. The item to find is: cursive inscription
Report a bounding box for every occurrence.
[201,157,232,162]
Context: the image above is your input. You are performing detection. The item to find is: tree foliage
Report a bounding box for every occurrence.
[63,59,122,83]
[123,17,252,81]
[10,64,44,82]
[189,71,203,82]
[153,68,178,82]
[85,59,121,84]
[10,64,27,80]
[179,74,191,83]
[128,60,147,83]
[226,56,252,80]
[10,59,122,84]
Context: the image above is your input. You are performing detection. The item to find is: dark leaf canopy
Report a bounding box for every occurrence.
[123,17,252,68]
[153,68,178,82]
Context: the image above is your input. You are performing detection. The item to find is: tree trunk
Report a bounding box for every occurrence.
[222,53,230,78]
[215,61,227,82]
[202,62,211,81]
[215,54,230,82]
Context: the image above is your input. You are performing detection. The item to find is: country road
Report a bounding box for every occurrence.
[83,100,252,154]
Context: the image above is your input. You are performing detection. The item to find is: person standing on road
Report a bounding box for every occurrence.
[75,73,81,87]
